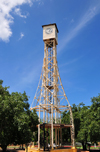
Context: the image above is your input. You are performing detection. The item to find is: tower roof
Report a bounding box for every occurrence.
[42,23,59,33]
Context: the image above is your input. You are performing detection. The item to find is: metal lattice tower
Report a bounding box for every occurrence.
[30,23,75,150]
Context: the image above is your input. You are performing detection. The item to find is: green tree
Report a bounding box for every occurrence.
[89,94,100,143]
[61,111,70,143]
[61,103,90,149]
[77,105,90,150]
[0,80,39,151]
[0,80,13,151]
[61,103,82,144]
[77,95,100,149]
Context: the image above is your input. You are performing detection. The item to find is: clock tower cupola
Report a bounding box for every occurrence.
[42,23,59,45]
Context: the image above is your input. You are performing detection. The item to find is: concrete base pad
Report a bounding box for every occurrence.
[26,147,77,152]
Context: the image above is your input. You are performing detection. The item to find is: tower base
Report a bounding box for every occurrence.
[25,147,77,152]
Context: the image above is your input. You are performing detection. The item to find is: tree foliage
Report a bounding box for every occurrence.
[61,95,100,150]
[0,80,39,151]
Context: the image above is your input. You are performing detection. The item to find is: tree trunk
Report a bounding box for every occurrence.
[1,145,7,152]
[82,142,87,150]
[22,144,23,149]
[89,145,90,151]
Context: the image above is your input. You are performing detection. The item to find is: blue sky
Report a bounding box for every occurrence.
[0,0,100,107]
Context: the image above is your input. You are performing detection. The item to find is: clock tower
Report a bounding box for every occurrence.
[42,23,59,45]
[31,23,75,151]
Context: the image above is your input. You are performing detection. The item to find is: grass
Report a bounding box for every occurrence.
[7,146,25,149]
[76,146,100,150]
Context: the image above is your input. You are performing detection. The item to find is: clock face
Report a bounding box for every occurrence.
[45,28,53,34]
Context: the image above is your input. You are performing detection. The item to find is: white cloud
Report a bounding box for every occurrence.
[0,15,13,42]
[19,32,24,40]
[14,8,29,18]
[58,2,100,52]
[0,0,38,42]
[59,56,83,68]
[15,63,42,91]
